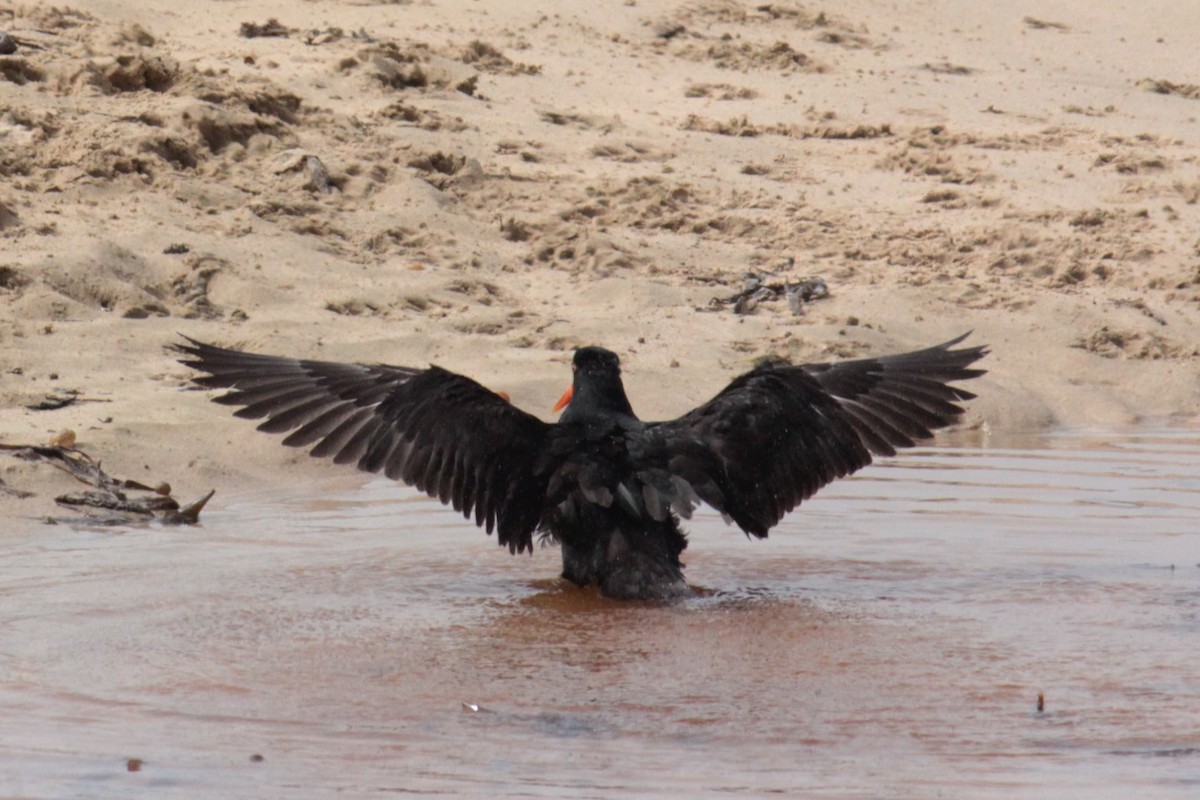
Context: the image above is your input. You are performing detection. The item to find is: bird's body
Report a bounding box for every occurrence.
[176,335,987,599]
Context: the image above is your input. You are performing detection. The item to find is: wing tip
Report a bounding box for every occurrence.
[939,331,990,367]
[169,334,204,364]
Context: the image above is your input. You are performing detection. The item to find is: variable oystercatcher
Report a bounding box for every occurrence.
[176,334,986,599]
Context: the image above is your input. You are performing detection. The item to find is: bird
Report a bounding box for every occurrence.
[175,334,987,599]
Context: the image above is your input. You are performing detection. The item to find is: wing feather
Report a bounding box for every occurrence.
[255,395,345,434]
[175,338,550,552]
[642,334,987,537]
[310,407,376,460]
[282,403,362,448]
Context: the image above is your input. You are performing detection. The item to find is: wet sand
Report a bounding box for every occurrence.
[3,430,1198,798]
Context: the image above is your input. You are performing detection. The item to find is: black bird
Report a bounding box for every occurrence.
[175,334,986,599]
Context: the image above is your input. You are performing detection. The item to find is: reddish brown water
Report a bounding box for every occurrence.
[2,429,1199,798]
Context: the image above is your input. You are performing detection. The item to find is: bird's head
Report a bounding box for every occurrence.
[552,347,631,416]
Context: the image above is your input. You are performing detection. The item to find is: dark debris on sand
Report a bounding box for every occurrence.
[239,19,291,39]
[0,443,213,526]
[705,273,830,315]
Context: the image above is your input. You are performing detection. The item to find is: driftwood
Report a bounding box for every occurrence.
[0,443,213,526]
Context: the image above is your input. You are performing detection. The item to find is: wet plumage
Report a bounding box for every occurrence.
[176,334,987,599]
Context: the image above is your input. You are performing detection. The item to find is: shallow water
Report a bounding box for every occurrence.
[2,429,1199,798]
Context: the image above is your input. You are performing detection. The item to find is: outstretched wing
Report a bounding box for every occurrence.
[640,334,987,537]
[175,338,550,552]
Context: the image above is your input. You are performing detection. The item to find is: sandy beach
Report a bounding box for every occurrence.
[3,0,1199,516]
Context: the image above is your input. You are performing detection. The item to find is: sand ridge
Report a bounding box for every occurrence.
[2,0,1199,521]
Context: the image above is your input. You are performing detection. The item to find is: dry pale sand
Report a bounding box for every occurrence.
[2,0,1199,521]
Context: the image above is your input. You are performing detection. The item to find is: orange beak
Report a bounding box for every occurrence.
[551,385,573,413]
